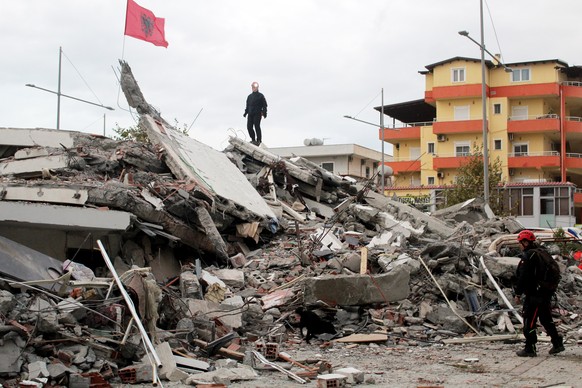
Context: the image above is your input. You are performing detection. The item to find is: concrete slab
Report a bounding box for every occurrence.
[141,116,278,225]
[0,184,88,205]
[302,267,410,305]
[0,201,131,231]
[0,127,76,148]
[0,154,67,176]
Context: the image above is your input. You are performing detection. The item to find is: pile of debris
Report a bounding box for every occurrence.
[0,62,581,387]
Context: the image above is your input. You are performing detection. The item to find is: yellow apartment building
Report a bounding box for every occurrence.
[379,56,582,227]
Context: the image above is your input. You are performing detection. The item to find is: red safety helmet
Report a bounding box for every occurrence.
[517,230,536,242]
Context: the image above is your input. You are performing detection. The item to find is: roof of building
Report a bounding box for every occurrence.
[268,143,390,160]
[419,56,570,74]
[374,99,436,124]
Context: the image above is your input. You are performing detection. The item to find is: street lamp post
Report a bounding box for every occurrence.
[458,0,511,204]
[26,47,114,132]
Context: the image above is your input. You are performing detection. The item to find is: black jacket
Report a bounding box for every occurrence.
[245,91,267,116]
[515,246,552,298]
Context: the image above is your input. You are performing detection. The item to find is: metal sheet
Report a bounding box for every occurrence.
[0,234,64,290]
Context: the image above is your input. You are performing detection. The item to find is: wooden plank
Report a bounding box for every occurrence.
[334,333,388,343]
[360,247,368,274]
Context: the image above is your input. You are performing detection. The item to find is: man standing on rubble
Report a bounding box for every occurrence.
[514,229,565,357]
[243,81,268,145]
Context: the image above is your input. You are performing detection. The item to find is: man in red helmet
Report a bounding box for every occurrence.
[514,230,564,357]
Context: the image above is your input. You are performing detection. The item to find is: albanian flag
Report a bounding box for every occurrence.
[124,0,168,48]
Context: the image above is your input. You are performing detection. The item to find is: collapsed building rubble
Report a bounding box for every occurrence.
[0,62,581,387]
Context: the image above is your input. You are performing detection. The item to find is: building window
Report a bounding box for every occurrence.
[454,105,470,120]
[511,68,531,82]
[365,166,370,178]
[513,143,528,156]
[551,187,571,216]
[493,103,501,114]
[321,162,334,173]
[452,67,465,83]
[494,139,502,150]
[505,188,533,216]
[455,142,471,156]
[428,142,435,154]
[428,177,435,185]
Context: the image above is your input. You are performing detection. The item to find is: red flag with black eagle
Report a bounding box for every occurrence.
[124,0,168,47]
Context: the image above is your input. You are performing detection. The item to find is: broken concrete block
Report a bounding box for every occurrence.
[317,373,347,388]
[339,252,361,273]
[247,271,267,288]
[57,297,86,321]
[47,361,76,379]
[27,360,50,380]
[153,342,189,382]
[119,363,153,384]
[335,367,364,384]
[378,253,420,275]
[0,290,16,316]
[68,374,91,388]
[184,365,258,385]
[302,266,410,305]
[212,268,245,289]
[187,298,242,329]
[228,253,247,268]
[180,271,202,299]
[0,333,25,373]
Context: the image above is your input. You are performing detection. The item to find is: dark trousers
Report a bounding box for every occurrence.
[522,295,560,348]
[247,114,262,143]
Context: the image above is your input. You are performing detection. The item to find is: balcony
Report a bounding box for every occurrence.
[565,153,582,171]
[379,122,428,142]
[386,157,421,174]
[508,151,560,169]
[575,188,582,207]
[507,114,560,134]
[432,154,472,170]
[562,81,582,99]
[565,116,582,137]
[433,119,483,135]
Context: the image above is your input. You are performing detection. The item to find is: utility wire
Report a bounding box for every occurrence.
[484,0,505,61]
[61,49,104,105]
[352,90,382,118]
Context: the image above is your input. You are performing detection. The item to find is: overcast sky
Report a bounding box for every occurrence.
[2,1,582,153]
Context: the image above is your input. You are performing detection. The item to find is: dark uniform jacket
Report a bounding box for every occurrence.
[245,91,268,116]
[515,246,553,299]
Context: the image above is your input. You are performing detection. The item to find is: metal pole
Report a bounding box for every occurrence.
[96,240,162,368]
[380,88,385,195]
[103,113,106,136]
[480,0,489,204]
[57,46,62,130]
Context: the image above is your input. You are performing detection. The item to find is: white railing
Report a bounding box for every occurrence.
[566,152,582,159]
[508,114,559,121]
[508,151,559,157]
[566,116,582,122]
[390,121,433,129]
[563,81,582,87]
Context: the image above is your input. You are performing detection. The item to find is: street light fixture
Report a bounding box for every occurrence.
[457,0,511,204]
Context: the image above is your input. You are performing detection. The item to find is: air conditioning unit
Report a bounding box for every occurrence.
[437,171,445,179]
[509,168,515,176]
[508,133,514,141]
[437,134,446,142]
